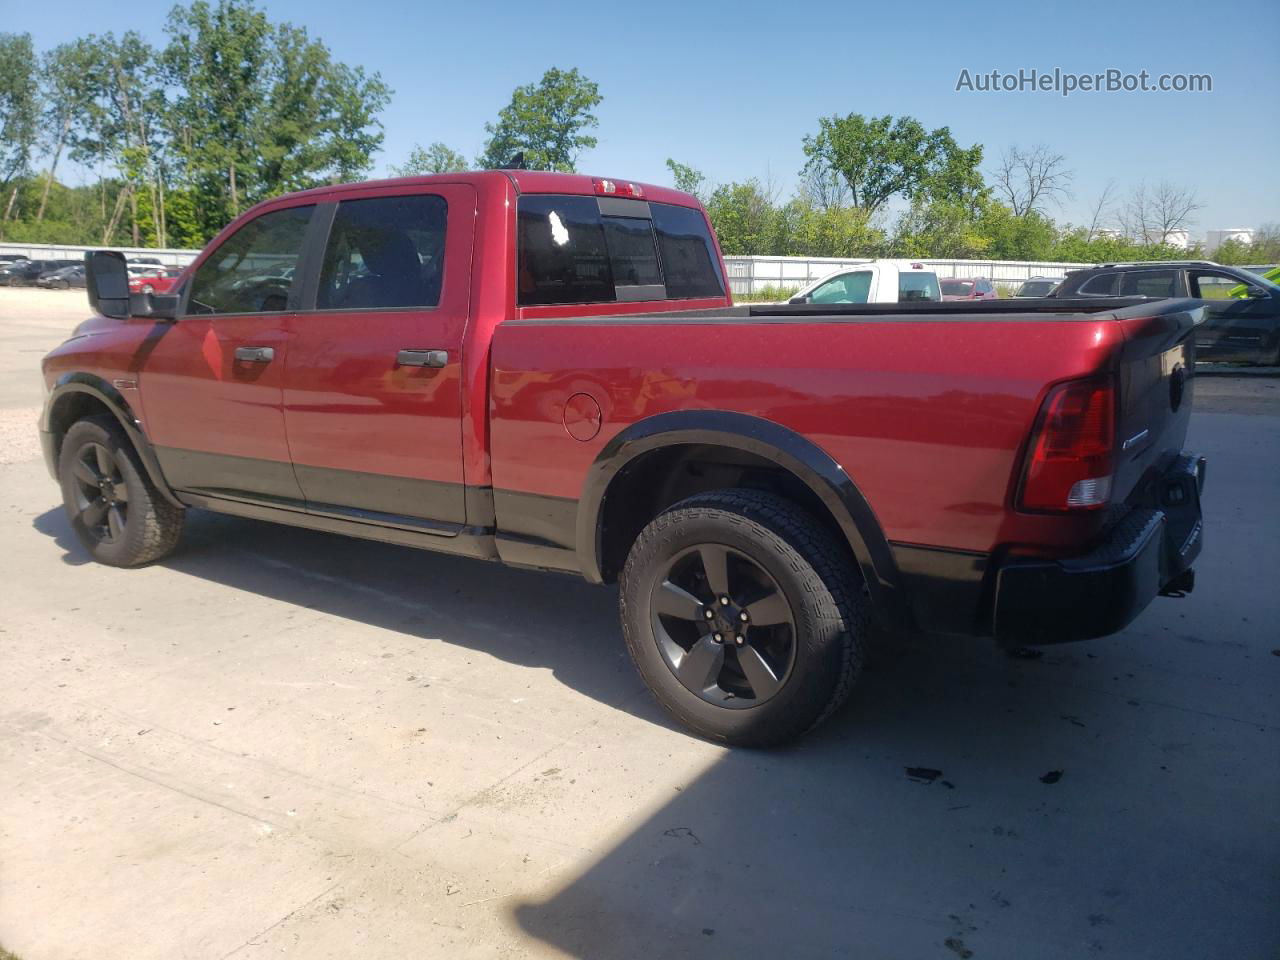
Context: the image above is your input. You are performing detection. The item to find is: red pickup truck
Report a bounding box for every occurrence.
[40,171,1205,745]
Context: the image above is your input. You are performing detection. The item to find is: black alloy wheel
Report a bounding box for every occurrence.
[651,543,797,707]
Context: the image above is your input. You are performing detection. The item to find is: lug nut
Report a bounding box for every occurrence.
[703,609,714,619]
[739,611,749,622]
[735,635,745,646]
[719,596,730,606]
[713,633,723,643]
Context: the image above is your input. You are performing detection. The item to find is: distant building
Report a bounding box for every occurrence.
[1163,229,1191,249]
[1206,228,1254,252]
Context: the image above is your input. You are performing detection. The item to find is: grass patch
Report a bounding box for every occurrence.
[1,944,22,960]
[733,284,802,303]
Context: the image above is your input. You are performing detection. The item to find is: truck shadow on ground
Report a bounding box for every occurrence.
[33,505,1262,960]
[32,503,1086,743]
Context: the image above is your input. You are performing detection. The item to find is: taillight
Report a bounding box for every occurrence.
[1019,377,1116,512]
[593,178,644,198]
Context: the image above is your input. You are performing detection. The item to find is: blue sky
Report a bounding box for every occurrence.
[8,0,1279,237]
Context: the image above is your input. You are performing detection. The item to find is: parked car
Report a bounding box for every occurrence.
[1,259,74,286]
[36,265,87,289]
[940,277,998,301]
[0,254,28,264]
[1227,265,1280,298]
[1014,276,1062,298]
[128,267,183,295]
[128,257,163,266]
[1054,260,1280,365]
[788,260,942,304]
[40,171,1205,746]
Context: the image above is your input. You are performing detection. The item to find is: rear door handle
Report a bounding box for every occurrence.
[396,349,448,368]
[234,346,275,363]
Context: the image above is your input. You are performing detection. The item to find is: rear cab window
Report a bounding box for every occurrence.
[517,194,724,307]
[899,271,941,302]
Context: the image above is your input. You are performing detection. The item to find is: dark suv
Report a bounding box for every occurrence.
[1054,261,1280,365]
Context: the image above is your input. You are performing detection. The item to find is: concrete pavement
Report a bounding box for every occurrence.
[1,288,1276,959]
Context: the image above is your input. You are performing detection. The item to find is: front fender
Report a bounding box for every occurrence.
[43,373,183,508]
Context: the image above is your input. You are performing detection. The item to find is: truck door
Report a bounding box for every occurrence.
[138,203,313,503]
[282,186,475,530]
[1189,268,1279,364]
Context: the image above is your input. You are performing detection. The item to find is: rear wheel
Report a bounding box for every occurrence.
[58,416,183,567]
[620,489,868,747]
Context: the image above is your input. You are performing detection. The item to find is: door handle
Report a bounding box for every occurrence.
[396,349,448,368]
[234,346,275,363]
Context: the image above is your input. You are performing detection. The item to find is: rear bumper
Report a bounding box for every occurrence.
[992,454,1205,645]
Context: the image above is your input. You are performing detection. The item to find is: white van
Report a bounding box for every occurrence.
[788,260,942,305]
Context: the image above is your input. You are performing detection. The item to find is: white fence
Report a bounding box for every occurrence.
[0,240,199,268]
[722,256,1092,297]
[722,256,1280,297]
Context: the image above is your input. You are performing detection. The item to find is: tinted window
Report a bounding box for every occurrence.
[899,271,941,302]
[601,216,662,287]
[1120,270,1177,297]
[1078,273,1120,296]
[517,196,724,306]
[649,202,724,299]
[188,205,312,315]
[518,196,615,306]
[1018,280,1057,297]
[318,194,447,310]
[811,271,872,304]
[941,279,974,295]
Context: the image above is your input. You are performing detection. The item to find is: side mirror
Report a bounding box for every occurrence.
[789,294,811,304]
[85,250,130,318]
[85,250,179,320]
[1246,285,1270,299]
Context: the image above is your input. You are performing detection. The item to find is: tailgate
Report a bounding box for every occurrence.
[1111,300,1203,504]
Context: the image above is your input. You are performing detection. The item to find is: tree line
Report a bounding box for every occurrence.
[0,5,389,248]
[2,22,1276,265]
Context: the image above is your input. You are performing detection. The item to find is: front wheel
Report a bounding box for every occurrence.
[58,416,184,567]
[619,489,868,747]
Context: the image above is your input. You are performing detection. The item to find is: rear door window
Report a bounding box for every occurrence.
[517,195,723,306]
[1120,270,1178,297]
[317,194,448,310]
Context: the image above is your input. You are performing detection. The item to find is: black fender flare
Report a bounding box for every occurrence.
[575,410,912,631]
[43,373,184,508]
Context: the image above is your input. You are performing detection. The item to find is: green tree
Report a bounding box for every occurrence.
[72,32,166,244]
[703,179,784,255]
[665,158,706,200]
[478,67,601,172]
[801,113,985,215]
[394,141,468,175]
[36,40,99,221]
[164,0,390,241]
[0,33,40,221]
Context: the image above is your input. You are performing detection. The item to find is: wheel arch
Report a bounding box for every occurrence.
[43,373,183,508]
[576,410,912,633]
